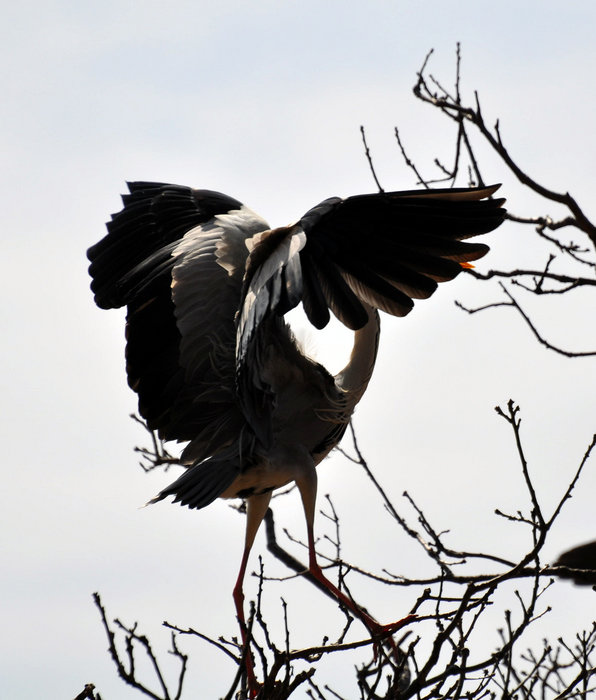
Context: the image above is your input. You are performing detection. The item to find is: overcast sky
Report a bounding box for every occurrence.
[3,2,596,698]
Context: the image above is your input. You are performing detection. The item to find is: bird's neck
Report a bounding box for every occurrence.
[335,304,380,403]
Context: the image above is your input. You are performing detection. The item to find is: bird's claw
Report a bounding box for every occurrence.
[369,613,416,661]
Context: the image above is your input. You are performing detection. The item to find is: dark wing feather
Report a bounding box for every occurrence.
[87,182,267,458]
[149,452,242,510]
[298,185,506,320]
[88,182,244,309]
[300,255,331,329]
[236,184,506,366]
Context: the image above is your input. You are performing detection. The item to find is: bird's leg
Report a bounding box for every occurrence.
[232,492,271,698]
[295,466,413,661]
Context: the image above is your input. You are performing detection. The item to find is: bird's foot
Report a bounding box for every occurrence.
[241,653,261,699]
[239,641,262,699]
[369,613,416,661]
[373,613,416,637]
[247,678,261,699]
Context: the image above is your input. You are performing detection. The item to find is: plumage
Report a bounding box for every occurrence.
[554,541,596,585]
[88,180,506,695]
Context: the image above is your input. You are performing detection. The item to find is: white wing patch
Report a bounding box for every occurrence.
[170,206,269,379]
[237,225,307,361]
[215,207,270,276]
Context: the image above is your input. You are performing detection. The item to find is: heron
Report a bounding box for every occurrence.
[88,180,506,694]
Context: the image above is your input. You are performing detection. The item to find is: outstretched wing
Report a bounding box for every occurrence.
[237,184,506,367]
[87,181,269,463]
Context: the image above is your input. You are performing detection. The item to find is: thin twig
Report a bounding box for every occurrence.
[359,125,384,192]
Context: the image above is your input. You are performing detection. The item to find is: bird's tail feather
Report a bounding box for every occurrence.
[148,458,239,510]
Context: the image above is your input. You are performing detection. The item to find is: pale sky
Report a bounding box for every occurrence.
[3,2,596,698]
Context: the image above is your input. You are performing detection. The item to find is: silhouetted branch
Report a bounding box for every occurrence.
[382,45,596,358]
[359,125,385,193]
[73,685,102,700]
[100,404,596,697]
[93,592,188,700]
[412,48,596,245]
[393,127,429,187]
[456,284,596,358]
[131,414,182,473]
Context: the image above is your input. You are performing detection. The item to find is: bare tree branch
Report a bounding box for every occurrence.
[359,125,385,193]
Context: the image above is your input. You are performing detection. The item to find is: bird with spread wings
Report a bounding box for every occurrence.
[88,181,506,695]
